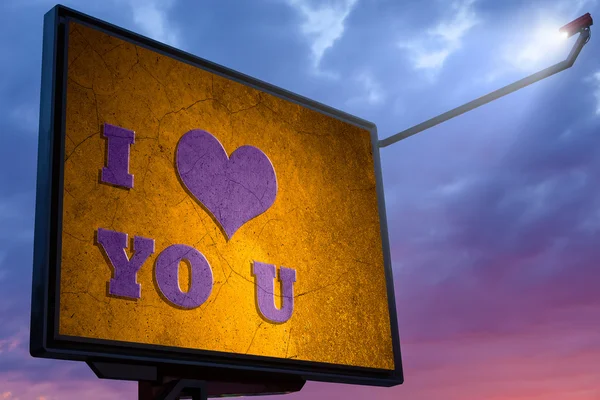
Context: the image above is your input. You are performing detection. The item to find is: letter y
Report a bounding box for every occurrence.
[96,228,154,299]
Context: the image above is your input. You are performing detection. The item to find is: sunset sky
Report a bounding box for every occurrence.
[1,0,599,399]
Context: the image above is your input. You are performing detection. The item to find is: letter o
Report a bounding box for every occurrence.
[154,244,213,309]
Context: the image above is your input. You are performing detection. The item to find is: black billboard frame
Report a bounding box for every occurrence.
[30,4,403,395]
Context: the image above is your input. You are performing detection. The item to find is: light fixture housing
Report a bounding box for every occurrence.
[559,13,593,38]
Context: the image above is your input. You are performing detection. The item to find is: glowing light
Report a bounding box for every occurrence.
[560,31,570,40]
[509,21,569,70]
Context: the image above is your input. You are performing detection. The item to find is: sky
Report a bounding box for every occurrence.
[0,0,599,399]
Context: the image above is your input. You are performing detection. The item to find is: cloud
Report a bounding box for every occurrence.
[13,0,181,47]
[590,71,600,115]
[389,67,600,344]
[555,0,597,16]
[286,0,358,72]
[0,372,133,400]
[0,251,6,283]
[124,0,180,47]
[9,104,38,136]
[434,177,473,197]
[346,71,385,106]
[398,0,479,73]
[0,335,21,355]
[0,191,35,244]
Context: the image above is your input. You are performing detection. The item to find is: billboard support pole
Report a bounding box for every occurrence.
[378,27,591,148]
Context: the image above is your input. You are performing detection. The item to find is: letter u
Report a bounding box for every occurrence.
[252,261,296,323]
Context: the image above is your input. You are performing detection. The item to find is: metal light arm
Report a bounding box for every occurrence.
[378,27,591,148]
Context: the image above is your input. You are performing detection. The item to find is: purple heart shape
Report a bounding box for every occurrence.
[176,129,277,239]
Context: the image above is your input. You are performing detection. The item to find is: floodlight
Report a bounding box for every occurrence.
[559,13,593,38]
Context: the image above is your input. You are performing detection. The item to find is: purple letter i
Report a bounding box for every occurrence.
[101,123,135,189]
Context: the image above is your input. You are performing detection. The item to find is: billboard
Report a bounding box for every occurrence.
[31,5,403,387]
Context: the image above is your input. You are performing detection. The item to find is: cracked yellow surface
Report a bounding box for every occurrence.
[59,21,394,370]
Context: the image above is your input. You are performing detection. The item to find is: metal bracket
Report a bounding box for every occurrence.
[87,361,306,399]
[138,379,207,400]
[378,28,591,148]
